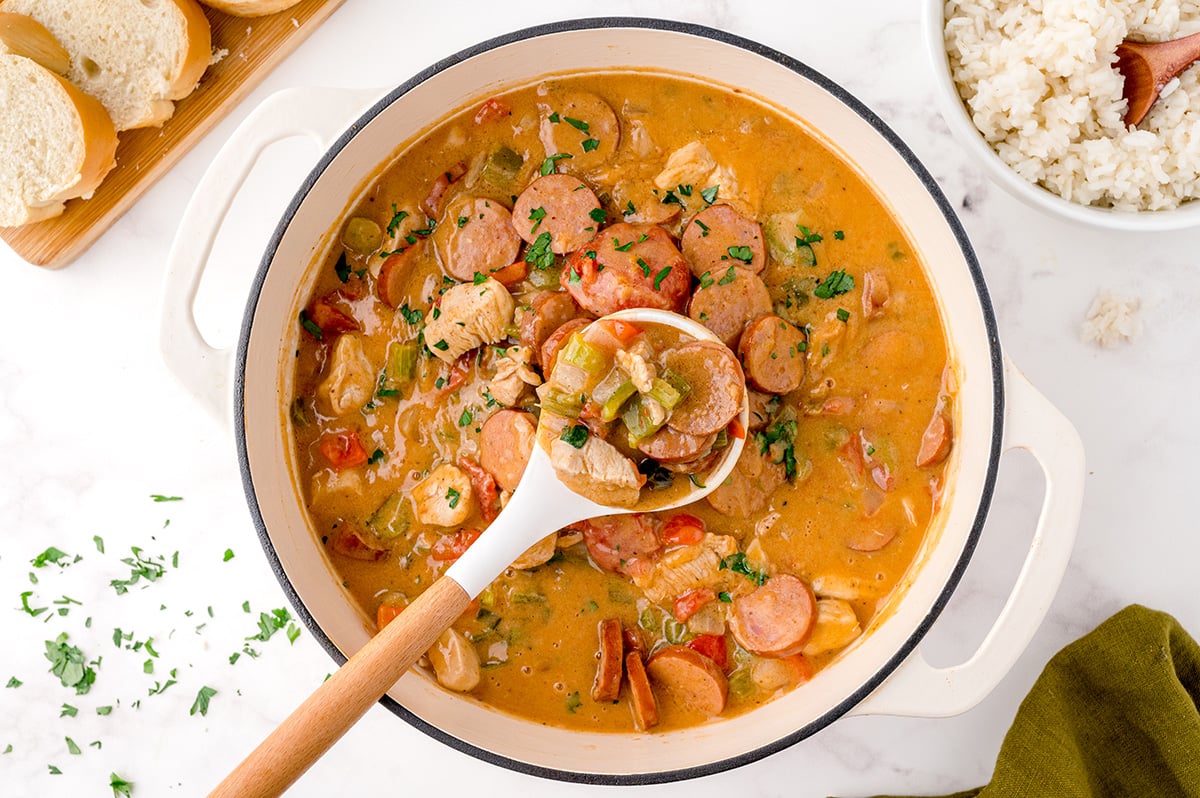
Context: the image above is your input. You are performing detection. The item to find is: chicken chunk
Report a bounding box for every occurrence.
[427,627,481,692]
[549,434,643,507]
[655,141,717,191]
[509,532,558,570]
[632,533,738,605]
[412,464,473,527]
[489,345,542,407]
[423,278,515,363]
[801,599,862,657]
[318,334,374,416]
[615,347,657,394]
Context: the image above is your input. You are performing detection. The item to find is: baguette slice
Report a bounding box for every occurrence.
[0,53,117,227]
[201,0,302,16]
[0,11,69,73]
[1,0,212,131]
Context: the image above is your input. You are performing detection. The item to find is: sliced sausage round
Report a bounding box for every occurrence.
[433,195,522,282]
[663,340,745,436]
[687,266,772,348]
[581,513,661,575]
[561,222,691,316]
[705,446,786,518]
[917,409,952,467]
[738,314,808,394]
[478,409,536,491]
[376,244,422,309]
[511,174,602,254]
[625,651,658,730]
[538,90,620,173]
[540,317,591,374]
[637,426,716,465]
[747,389,778,432]
[681,204,766,277]
[591,617,624,703]
[518,290,582,364]
[645,645,728,718]
[729,574,816,658]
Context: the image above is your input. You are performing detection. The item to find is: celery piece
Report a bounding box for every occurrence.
[540,388,583,419]
[366,493,413,540]
[558,334,610,375]
[477,146,523,195]
[646,376,687,411]
[527,264,561,289]
[621,395,664,442]
[381,342,418,392]
[600,380,637,422]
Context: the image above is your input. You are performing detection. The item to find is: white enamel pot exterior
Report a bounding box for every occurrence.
[161,18,1085,783]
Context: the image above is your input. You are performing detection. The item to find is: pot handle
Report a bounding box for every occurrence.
[848,356,1085,718]
[159,86,382,423]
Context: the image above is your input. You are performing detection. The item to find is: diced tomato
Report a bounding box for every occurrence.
[728,416,746,440]
[437,355,472,395]
[686,634,729,670]
[318,431,369,469]
[489,260,529,287]
[661,513,706,546]
[840,435,865,479]
[673,587,716,622]
[331,527,386,562]
[473,97,511,125]
[431,528,482,561]
[597,318,642,346]
[458,457,500,523]
[307,295,359,337]
[783,653,814,684]
[376,603,404,630]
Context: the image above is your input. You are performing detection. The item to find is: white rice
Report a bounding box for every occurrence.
[945,0,1200,210]
[1081,290,1140,347]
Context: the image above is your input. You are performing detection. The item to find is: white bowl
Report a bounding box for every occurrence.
[923,0,1200,231]
[162,17,1086,784]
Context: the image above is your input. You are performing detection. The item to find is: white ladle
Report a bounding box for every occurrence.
[209,308,749,798]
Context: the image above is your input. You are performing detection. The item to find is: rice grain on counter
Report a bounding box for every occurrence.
[1082,290,1140,347]
[945,0,1200,210]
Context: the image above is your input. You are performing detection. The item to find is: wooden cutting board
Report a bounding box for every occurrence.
[1,0,346,269]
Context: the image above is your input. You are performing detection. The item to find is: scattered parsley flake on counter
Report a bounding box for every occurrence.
[44,633,96,695]
[65,737,81,755]
[813,269,855,299]
[190,686,217,717]
[110,773,133,797]
[96,706,112,716]
[60,703,76,717]
[20,591,47,617]
[5,677,20,688]
[287,624,302,644]
[48,765,62,775]
[223,549,235,562]
[93,536,105,554]
[31,547,74,568]
[149,495,182,503]
[2,745,10,754]
[247,609,293,643]
[110,548,167,595]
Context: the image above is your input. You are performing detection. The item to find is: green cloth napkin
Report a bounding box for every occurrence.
[872,605,1200,798]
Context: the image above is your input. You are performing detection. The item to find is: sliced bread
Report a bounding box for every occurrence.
[0,53,117,227]
[1,0,212,131]
[200,0,302,16]
[0,11,68,73]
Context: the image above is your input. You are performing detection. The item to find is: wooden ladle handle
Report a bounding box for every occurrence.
[207,576,470,798]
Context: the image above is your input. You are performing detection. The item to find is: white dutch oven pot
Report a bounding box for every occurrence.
[161,18,1085,784]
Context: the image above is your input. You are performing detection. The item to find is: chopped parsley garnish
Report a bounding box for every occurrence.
[559,423,590,449]
[756,419,799,479]
[566,690,582,714]
[837,308,851,322]
[688,474,707,489]
[458,408,473,427]
[299,310,323,340]
[473,271,488,285]
[653,266,673,290]
[676,183,693,197]
[334,252,351,283]
[524,231,555,269]
[718,591,732,602]
[581,138,600,152]
[528,206,547,233]
[567,266,582,285]
[718,553,768,586]
[540,153,573,176]
[190,686,217,717]
[548,111,560,123]
[636,257,651,277]
[727,245,754,264]
[564,116,589,132]
[588,207,607,224]
[446,487,462,509]
[834,230,845,240]
[660,189,682,206]
[386,206,409,237]
[368,448,386,465]
[796,225,823,245]
[813,270,855,299]
[613,237,634,252]
[44,634,96,695]
[700,185,719,204]
[456,215,469,228]
[432,340,450,351]
[698,271,714,289]
[694,219,710,237]
[717,266,737,285]
[398,303,424,325]
[623,200,636,216]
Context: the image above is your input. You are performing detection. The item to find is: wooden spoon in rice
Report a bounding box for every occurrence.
[1116,30,1200,127]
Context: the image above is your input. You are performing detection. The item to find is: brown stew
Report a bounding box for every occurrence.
[288,72,954,732]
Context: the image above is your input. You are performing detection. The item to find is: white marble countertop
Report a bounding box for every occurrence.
[3,1,1198,795]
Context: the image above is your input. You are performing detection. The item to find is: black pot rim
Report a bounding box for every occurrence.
[234,15,1004,786]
